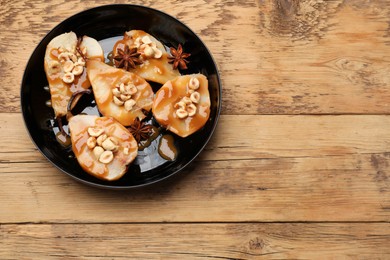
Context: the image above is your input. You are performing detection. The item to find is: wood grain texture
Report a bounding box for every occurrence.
[1,223,390,259]
[2,0,390,258]
[3,113,390,162]
[1,112,389,223]
[1,0,390,114]
[1,153,389,223]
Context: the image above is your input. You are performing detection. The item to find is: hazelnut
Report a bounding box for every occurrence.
[189,77,200,90]
[187,103,197,117]
[121,94,131,101]
[102,137,118,151]
[123,147,129,155]
[144,46,155,58]
[96,134,108,146]
[112,88,121,97]
[141,35,152,44]
[63,60,74,73]
[86,136,97,149]
[113,96,124,106]
[174,101,186,110]
[88,127,105,137]
[119,83,126,93]
[124,99,136,111]
[72,65,84,76]
[134,37,142,48]
[58,52,70,63]
[49,61,61,74]
[125,84,138,95]
[176,108,188,119]
[62,73,74,84]
[99,150,114,164]
[69,53,78,63]
[153,48,162,59]
[190,91,201,104]
[77,57,86,66]
[182,96,192,105]
[93,146,104,159]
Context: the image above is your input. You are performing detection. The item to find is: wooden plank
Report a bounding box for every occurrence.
[1,223,389,259]
[3,113,390,162]
[1,153,389,223]
[2,0,390,114]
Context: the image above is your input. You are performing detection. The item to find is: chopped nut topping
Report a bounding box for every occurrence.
[96,134,108,146]
[77,57,86,66]
[142,35,153,44]
[153,48,162,59]
[87,136,97,149]
[93,146,104,159]
[189,77,200,90]
[174,79,202,119]
[57,44,87,84]
[72,65,84,76]
[112,82,138,110]
[113,96,124,106]
[49,60,61,74]
[187,103,197,117]
[62,73,75,84]
[182,96,192,105]
[112,88,121,97]
[124,99,136,111]
[69,53,78,63]
[125,84,137,95]
[63,60,74,73]
[88,127,105,137]
[120,94,131,102]
[58,52,71,63]
[86,126,122,163]
[135,35,163,60]
[144,46,155,58]
[176,108,188,119]
[99,150,114,164]
[102,137,119,151]
[190,91,200,104]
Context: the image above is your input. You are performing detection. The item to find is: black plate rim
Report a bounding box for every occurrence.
[20,4,222,189]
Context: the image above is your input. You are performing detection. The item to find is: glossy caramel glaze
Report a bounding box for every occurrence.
[68,115,138,181]
[87,60,154,126]
[152,74,211,138]
[44,32,104,118]
[112,30,180,84]
[158,134,177,161]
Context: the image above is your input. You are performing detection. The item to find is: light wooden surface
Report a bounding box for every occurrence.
[1,0,390,259]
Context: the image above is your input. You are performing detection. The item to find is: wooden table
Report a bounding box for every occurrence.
[1,0,390,258]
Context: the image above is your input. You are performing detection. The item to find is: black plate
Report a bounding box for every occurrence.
[21,4,221,189]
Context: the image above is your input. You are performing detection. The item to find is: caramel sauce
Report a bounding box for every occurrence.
[158,134,177,161]
[70,69,90,93]
[70,116,138,179]
[111,30,179,84]
[45,43,104,118]
[87,60,154,126]
[50,48,59,59]
[152,74,211,137]
[106,51,114,66]
[55,131,71,147]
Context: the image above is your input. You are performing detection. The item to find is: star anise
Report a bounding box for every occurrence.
[168,44,191,70]
[114,45,143,70]
[128,117,152,143]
